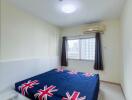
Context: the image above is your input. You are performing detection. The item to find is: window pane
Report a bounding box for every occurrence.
[67,39,79,59]
[80,38,95,60]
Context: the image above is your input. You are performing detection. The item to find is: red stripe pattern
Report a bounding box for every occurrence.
[34,85,58,100]
[62,91,86,100]
[83,72,95,77]
[56,67,64,72]
[18,80,39,95]
[68,70,78,75]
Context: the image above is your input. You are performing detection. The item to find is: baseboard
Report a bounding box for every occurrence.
[100,80,120,85]
[120,85,126,100]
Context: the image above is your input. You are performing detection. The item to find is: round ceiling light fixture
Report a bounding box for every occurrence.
[61,4,77,13]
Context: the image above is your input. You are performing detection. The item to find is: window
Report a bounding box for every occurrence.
[67,39,80,59]
[67,38,95,60]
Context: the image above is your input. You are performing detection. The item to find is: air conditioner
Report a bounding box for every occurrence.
[82,23,106,34]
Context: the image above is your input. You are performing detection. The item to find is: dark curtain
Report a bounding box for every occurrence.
[94,32,103,70]
[61,37,68,66]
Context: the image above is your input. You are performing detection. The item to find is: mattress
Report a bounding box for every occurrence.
[15,68,100,100]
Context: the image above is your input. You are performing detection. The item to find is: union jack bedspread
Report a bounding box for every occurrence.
[15,68,100,100]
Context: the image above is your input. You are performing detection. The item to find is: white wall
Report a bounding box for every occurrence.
[0,0,60,60]
[61,20,122,83]
[0,0,60,91]
[121,0,132,100]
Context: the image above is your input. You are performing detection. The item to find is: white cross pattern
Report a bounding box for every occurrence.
[62,91,86,100]
[34,85,58,100]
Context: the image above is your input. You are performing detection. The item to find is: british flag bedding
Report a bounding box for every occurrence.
[15,68,100,100]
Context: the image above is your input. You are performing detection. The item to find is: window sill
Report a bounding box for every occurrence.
[68,59,94,62]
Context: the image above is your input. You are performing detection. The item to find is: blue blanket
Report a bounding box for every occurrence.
[15,68,99,100]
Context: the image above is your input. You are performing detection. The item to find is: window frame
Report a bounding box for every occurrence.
[67,36,95,61]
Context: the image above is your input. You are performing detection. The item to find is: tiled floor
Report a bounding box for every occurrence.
[100,82,125,100]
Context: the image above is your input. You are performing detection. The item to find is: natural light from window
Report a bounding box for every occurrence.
[67,38,95,60]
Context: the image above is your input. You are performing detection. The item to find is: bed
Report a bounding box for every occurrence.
[15,68,100,100]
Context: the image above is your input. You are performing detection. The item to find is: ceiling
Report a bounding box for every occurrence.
[7,0,125,28]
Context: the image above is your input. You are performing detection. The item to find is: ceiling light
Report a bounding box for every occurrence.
[61,4,77,13]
